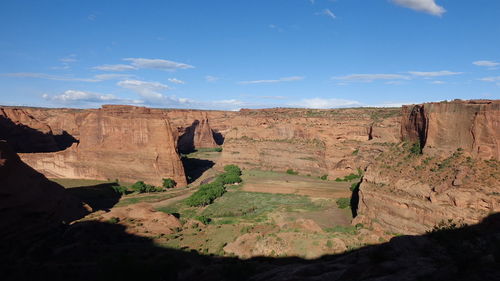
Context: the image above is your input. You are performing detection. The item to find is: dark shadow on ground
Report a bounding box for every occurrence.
[0,115,78,153]
[65,183,122,211]
[181,157,215,184]
[2,213,499,281]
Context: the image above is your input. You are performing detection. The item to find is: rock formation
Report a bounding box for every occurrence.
[402,99,499,160]
[0,140,88,241]
[177,115,219,153]
[7,105,187,187]
[355,100,500,234]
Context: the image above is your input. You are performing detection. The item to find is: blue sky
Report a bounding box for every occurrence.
[0,0,499,110]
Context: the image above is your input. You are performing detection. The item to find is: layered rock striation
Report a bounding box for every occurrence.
[3,105,187,186]
[356,100,500,234]
[401,99,499,160]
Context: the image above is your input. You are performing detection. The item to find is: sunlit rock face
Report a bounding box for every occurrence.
[6,105,187,187]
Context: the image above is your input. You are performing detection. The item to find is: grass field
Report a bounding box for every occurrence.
[240,170,352,198]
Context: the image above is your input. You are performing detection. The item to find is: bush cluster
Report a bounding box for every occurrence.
[286,169,299,175]
[185,164,243,207]
[335,168,363,182]
[111,184,129,195]
[162,178,177,189]
[185,181,226,207]
[131,181,164,193]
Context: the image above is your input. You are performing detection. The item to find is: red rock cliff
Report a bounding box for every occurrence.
[401,100,499,160]
[16,105,187,186]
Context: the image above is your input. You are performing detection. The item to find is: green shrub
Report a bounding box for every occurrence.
[131,181,163,193]
[335,173,361,182]
[112,184,129,195]
[326,240,333,248]
[409,142,422,155]
[162,178,177,189]
[224,164,242,176]
[336,198,350,209]
[350,182,360,192]
[194,215,211,225]
[320,174,328,180]
[352,149,359,155]
[286,169,299,175]
[185,182,226,207]
[216,173,242,185]
[108,217,120,224]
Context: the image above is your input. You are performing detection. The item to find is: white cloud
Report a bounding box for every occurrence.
[42,90,141,105]
[168,78,185,84]
[479,76,500,82]
[473,60,499,68]
[117,79,171,100]
[408,70,462,77]
[316,9,336,19]
[288,98,360,109]
[2,72,134,82]
[92,64,137,71]
[239,76,304,84]
[123,58,194,71]
[391,0,446,16]
[205,75,219,82]
[332,73,409,82]
[2,72,100,82]
[94,73,134,80]
[431,80,446,84]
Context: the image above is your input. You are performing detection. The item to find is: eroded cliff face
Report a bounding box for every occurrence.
[356,100,500,234]
[401,100,500,160]
[10,105,187,186]
[0,140,89,241]
[177,116,219,153]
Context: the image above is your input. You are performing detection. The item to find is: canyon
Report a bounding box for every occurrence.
[1,99,498,280]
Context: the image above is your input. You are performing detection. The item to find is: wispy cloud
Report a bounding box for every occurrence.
[205,75,219,82]
[117,79,171,99]
[288,98,360,109]
[59,54,77,63]
[2,72,133,82]
[473,60,499,69]
[92,64,137,71]
[391,0,446,16]
[42,90,141,105]
[239,76,304,84]
[2,72,100,82]
[316,9,336,20]
[269,24,284,32]
[168,78,185,84]
[408,70,462,77]
[479,76,500,82]
[431,80,446,84]
[332,73,409,82]
[123,58,194,71]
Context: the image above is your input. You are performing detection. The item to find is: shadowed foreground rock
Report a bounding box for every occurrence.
[2,211,499,281]
[0,140,88,241]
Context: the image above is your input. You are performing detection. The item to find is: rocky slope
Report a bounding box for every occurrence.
[0,140,88,242]
[355,100,500,234]
[8,105,187,186]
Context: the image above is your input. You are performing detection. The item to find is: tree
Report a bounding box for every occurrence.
[162,178,177,189]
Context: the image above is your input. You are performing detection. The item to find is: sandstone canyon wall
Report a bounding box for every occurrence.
[356,100,500,234]
[401,99,499,160]
[0,105,187,186]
